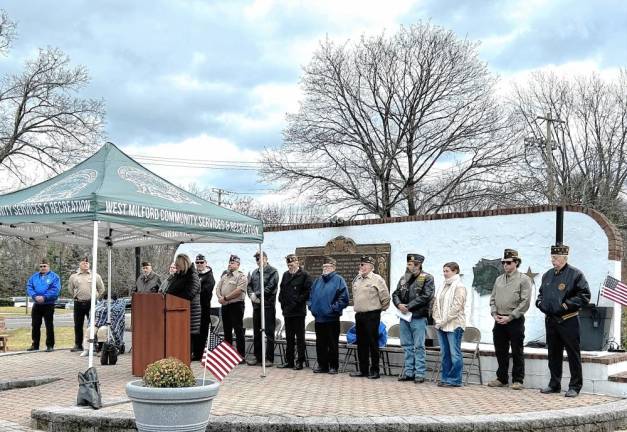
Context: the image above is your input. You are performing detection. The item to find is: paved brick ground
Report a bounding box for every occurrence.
[0,350,621,430]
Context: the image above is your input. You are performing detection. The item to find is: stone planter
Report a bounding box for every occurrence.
[126,378,220,432]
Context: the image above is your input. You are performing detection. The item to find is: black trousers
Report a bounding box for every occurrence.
[253,306,275,362]
[222,302,245,357]
[355,309,381,374]
[31,303,55,348]
[73,300,91,347]
[284,316,306,365]
[315,320,340,370]
[546,316,583,392]
[492,316,525,384]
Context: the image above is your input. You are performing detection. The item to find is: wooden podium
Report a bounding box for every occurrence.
[131,293,191,376]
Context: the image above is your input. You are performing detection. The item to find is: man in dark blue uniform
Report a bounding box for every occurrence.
[536,244,590,397]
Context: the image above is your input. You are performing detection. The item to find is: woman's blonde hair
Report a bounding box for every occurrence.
[174,254,192,273]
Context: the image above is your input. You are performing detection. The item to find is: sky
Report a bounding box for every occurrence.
[1,0,626,205]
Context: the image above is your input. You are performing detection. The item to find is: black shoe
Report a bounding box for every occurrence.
[565,389,579,398]
[350,371,369,378]
[293,363,304,370]
[368,371,381,380]
[414,376,425,383]
[70,345,83,352]
[313,367,328,374]
[45,347,54,352]
[397,375,414,382]
[540,386,561,394]
[277,363,294,369]
[26,345,39,351]
[328,368,338,375]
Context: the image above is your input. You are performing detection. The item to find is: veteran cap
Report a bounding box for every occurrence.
[322,256,336,266]
[360,255,375,265]
[503,249,521,261]
[285,254,299,264]
[229,254,240,263]
[195,254,206,262]
[551,244,570,255]
[407,253,425,263]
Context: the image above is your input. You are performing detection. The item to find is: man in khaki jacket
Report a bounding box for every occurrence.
[488,249,532,389]
[216,254,247,358]
[350,255,390,379]
[68,257,104,352]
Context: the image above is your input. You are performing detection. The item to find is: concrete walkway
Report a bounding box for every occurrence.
[1,350,627,431]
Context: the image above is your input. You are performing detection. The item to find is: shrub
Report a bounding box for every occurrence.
[0,298,13,306]
[143,357,196,388]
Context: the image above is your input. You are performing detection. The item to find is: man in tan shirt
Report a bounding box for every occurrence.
[350,255,390,379]
[68,257,104,352]
[488,249,532,389]
[216,254,247,358]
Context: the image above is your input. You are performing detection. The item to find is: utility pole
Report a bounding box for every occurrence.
[211,188,232,206]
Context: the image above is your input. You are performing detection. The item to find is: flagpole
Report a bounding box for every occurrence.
[202,330,211,385]
[259,244,266,378]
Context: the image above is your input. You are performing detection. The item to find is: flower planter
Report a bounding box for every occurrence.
[126,378,220,432]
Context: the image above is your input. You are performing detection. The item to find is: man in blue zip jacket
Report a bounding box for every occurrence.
[308,256,349,374]
[26,259,61,352]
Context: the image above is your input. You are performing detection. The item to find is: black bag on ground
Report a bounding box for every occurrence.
[77,367,102,409]
[100,342,119,366]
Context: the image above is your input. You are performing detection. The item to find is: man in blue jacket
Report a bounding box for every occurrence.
[308,256,349,374]
[26,259,61,352]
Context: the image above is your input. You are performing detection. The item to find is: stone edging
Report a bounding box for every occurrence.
[265,205,624,261]
[0,376,61,391]
[31,399,627,432]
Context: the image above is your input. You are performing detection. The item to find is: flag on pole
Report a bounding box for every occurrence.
[600,275,627,307]
[201,331,243,382]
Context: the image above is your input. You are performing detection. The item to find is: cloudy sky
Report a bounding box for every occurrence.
[1,0,626,203]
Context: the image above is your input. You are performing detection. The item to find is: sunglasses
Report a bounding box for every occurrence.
[195,261,205,264]
[501,260,515,265]
[359,263,368,266]
[39,265,48,268]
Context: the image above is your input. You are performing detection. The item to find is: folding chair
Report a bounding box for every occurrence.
[462,326,483,384]
[380,323,404,376]
[243,317,255,356]
[304,320,316,368]
[339,320,358,373]
[425,325,441,381]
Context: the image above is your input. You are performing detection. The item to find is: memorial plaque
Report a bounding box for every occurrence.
[295,236,391,305]
[472,258,504,296]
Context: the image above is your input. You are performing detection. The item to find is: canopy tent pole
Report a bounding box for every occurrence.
[88,221,99,368]
[259,243,266,377]
[107,246,112,340]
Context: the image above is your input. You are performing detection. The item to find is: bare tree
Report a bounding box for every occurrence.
[0,10,105,185]
[0,10,16,56]
[262,23,515,218]
[511,70,627,222]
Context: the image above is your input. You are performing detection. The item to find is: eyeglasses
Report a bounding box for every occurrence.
[359,263,368,266]
[501,260,515,265]
[254,257,261,261]
[39,265,48,268]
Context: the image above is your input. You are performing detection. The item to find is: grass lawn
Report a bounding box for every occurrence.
[0,306,72,318]
[4,327,75,351]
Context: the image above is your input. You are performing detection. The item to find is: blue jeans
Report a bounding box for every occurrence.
[438,327,464,386]
[399,317,427,378]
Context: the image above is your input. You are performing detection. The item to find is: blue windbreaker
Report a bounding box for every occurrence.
[308,272,349,323]
[26,271,61,304]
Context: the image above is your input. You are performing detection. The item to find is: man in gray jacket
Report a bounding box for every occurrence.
[133,261,161,293]
[392,253,434,383]
[488,249,532,390]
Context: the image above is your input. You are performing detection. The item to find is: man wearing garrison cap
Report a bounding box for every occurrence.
[536,244,590,398]
[216,254,247,358]
[68,256,104,353]
[392,253,434,383]
[308,256,349,374]
[350,255,390,379]
[134,261,161,293]
[277,254,313,370]
[488,249,532,390]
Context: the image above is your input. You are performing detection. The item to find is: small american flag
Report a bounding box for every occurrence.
[201,331,243,382]
[600,275,627,307]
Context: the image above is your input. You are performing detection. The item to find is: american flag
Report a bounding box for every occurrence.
[201,331,243,382]
[600,275,627,307]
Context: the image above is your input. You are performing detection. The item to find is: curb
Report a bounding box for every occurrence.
[31,399,627,431]
[0,376,61,391]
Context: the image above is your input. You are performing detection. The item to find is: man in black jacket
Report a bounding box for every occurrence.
[277,254,312,370]
[391,253,434,383]
[536,244,590,397]
[194,254,215,360]
[246,251,279,366]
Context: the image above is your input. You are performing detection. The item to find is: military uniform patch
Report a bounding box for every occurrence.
[558,283,566,291]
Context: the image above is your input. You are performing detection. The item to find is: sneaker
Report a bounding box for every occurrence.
[265,360,274,367]
[564,389,579,398]
[397,374,415,382]
[26,345,39,352]
[313,367,328,374]
[79,350,88,357]
[414,376,426,384]
[45,347,54,352]
[277,363,294,369]
[328,368,338,375]
[511,382,524,390]
[487,379,507,387]
[70,345,83,352]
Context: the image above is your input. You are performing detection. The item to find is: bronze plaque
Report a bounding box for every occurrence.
[295,236,391,305]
